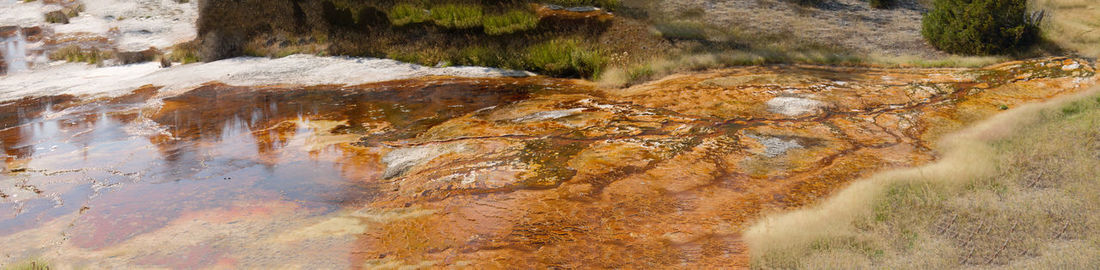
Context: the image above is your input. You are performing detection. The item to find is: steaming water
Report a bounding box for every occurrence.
[1,29,27,73]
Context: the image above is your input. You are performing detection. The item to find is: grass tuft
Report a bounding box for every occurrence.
[4,258,50,270]
[482,10,539,35]
[388,4,429,26]
[454,46,503,67]
[524,39,606,78]
[168,40,201,64]
[48,45,113,65]
[429,4,483,29]
[544,0,620,8]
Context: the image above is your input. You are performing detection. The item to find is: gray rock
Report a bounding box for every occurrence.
[747,134,803,158]
[566,7,601,12]
[766,97,827,117]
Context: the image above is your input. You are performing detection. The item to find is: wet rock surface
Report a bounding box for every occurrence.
[0,58,1096,268]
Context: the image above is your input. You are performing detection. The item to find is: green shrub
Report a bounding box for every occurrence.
[525,39,606,78]
[429,4,483,29]
[389,4,429,26]
[627,64,656,81]
[483,10,539,35]
[921,0,1039,55]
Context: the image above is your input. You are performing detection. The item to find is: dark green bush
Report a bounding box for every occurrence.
[787,0,825,6]
[869,0,893,8]
[921,0,1039,55]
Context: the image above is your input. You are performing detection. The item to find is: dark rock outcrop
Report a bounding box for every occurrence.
[116,48,163,65]
[45,10,70,24]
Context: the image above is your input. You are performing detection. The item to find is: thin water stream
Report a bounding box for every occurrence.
[1,28,28,74]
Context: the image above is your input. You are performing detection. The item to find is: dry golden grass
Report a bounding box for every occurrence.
[2,258,50,270]
[1031,0,1100,57]
[598,51,1004,88]
[746,87,1100,269]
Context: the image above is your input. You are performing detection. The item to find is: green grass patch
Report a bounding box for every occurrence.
[429,4,483,29]
[627,64,655,82]
[482,10,539,35]
[454,46,504,67]
[168,40,201,64]
[544,0,620,8]
[524,39,606,78]
[388,4,429,26]
[4,258,50,270]
[49,45,113,65]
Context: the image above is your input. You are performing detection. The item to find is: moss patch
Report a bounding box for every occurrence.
[518,140,587,188]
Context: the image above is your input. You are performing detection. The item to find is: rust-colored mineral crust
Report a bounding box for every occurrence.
[0,58,1095,269]
[349,58,1096,268]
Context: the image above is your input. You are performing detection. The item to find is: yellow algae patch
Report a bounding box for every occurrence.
[272,208,436,243]
[701,73,828,88]
[568,141,660,179]
[361,258,441,270]
[299,120,364,152]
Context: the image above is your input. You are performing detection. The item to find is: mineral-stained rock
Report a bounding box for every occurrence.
[3,57,1095,268]
[0,26,17,38]
[346,57,1096,268]
[20,27,43,42]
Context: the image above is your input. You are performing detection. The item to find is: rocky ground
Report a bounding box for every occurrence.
[344,58,1094,268]
[656,0,942,57]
